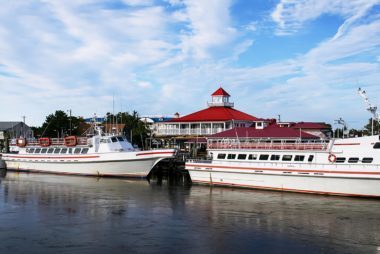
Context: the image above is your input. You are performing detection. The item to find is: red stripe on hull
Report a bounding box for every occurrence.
[334,143,361,146]
[192,180,380,198]
[4,155,99,159]
[136,151,174,156]
[186,164,380,175]
[7,168,146,178]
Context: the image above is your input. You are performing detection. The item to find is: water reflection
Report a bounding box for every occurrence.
[0,172,379,254]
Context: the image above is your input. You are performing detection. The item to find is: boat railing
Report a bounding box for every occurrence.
[9,137,89,147]
[207,139,329,151]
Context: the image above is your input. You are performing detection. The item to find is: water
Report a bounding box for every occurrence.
[0,170,379,254]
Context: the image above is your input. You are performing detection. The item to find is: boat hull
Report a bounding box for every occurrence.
[2,149,175,178]
[186,166,380,198]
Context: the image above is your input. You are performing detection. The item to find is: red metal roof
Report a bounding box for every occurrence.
[209,127,319,139]
[292,122,330,129]
[212,87,230,96]
[168,107,259,122]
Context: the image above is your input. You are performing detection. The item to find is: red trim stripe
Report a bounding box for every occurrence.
[334,143,361,146]
[7,168,146,178]
[136,151,174,156]
[192,180,380,198]
[186,163,380,175]
[3,155,99,159]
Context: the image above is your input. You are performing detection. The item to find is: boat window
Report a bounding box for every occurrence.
[68,148,73,154]
[362,157,373,163]
[81,148,89,154]
[35,148,41,153]
[348,157,359,163]
[227,154,236,160]
[217,153,226,159]
[248,154,257,160]
[117,137,124,142]
[308,155,314,162]
[41,148,47,154]
[270,155,280,161]
[74,148,81,154]
[47,148,54,153]
[237,154,247,160]
[336,157,346,163]
[54,148,61,154]
[29,148,35,153]
[111,137,118,143]
[373,142,380,149]
[259,154,269,160]
[61,148,68,154]
[100,138,108,143]
[282,155,292,161]
[294,155,305,161]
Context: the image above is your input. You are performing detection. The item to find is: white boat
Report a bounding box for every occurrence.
[1,127,176,178]
[185,134,380,197]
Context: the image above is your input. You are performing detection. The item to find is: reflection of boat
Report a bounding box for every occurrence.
[186,134,380,197]
[1,127,175,178]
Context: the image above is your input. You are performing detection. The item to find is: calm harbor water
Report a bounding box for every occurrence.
[0,170,380,254]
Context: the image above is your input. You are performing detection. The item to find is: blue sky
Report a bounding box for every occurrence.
[1,0,380,129]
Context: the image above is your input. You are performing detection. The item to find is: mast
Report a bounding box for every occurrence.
[358,88,380,135]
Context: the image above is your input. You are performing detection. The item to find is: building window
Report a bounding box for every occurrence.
[336,157,346,163]
[294,155,305,161]
[308,155,314,162]
[237,154,247,160]
[362,157,373,163]
[282,155,292,161]
[227,154,236,159]
[348,157,359,163]
[259,154,269,160]
[270,155,280,161]
[217,153,226,159]
[248,154,257,160]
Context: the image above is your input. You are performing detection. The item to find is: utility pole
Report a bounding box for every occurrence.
[67,109,72,135]
[22,115,26,137]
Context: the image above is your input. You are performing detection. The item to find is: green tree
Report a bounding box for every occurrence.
[363,118,380,136]
[38,110,85,138]
[104,110,150,148]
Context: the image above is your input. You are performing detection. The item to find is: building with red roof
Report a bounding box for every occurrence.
[155,87,267,138]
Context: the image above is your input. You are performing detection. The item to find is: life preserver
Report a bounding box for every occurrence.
[328,154,337,163]
[39,137,51,147]
[16,138,27,147]
[64,136,77,147]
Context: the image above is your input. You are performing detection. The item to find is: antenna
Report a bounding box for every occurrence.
[358,87,380,135]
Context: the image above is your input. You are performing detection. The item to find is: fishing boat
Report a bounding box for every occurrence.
[185,130,380,198]
[1,126,176,178]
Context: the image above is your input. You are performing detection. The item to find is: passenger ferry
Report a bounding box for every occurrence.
[185,132,380,197]
[1,127,176,178]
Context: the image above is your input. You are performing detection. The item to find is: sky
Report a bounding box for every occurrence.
[1,0,380,129]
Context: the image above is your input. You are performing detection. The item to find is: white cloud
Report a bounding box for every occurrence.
[178,0,237,59]
[271,0,380,36]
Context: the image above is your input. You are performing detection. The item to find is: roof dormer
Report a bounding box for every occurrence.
[208,87,234,108]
